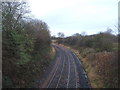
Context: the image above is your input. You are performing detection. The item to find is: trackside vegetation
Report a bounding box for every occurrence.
[2,2,54,87]
[55,31,119,88]
[2,1,119,88]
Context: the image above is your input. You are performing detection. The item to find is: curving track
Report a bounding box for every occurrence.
[41,44,89,88]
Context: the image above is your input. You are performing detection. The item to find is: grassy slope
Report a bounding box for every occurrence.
[60,44,118,88]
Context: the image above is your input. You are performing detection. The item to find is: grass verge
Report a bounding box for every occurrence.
[59,44,118,88]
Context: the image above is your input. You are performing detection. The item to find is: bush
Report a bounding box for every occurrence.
[63,32,117,52]
[2,2,51,88]
[94,52,118,88]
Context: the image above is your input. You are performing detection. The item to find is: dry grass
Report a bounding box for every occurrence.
[88,67,103,88]
[50,46,56,60]
[94,52,118,88]
[59,44,118,88]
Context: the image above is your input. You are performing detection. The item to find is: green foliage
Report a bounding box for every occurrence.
[92,33,114,52]
[62,32,118,52]
[3,76,13,88]
[2,2,51,88]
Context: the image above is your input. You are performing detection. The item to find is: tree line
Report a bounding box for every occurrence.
[2,1,51,87]
[56,30,118,52]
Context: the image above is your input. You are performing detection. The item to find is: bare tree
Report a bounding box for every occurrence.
[73,33,80,37]
[106,27,113,34]
[57,32,65,38]
[81,31,87,36]
[2,1,29,31]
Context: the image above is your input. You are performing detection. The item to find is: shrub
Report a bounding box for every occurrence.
[2,2,51,88]
[94,52,118,88]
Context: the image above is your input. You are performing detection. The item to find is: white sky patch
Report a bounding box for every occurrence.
[28,0,119,36]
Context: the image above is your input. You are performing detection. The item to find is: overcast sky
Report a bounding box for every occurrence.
[28,0,119,36]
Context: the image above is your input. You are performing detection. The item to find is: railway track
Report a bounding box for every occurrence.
[41,45,89,88]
